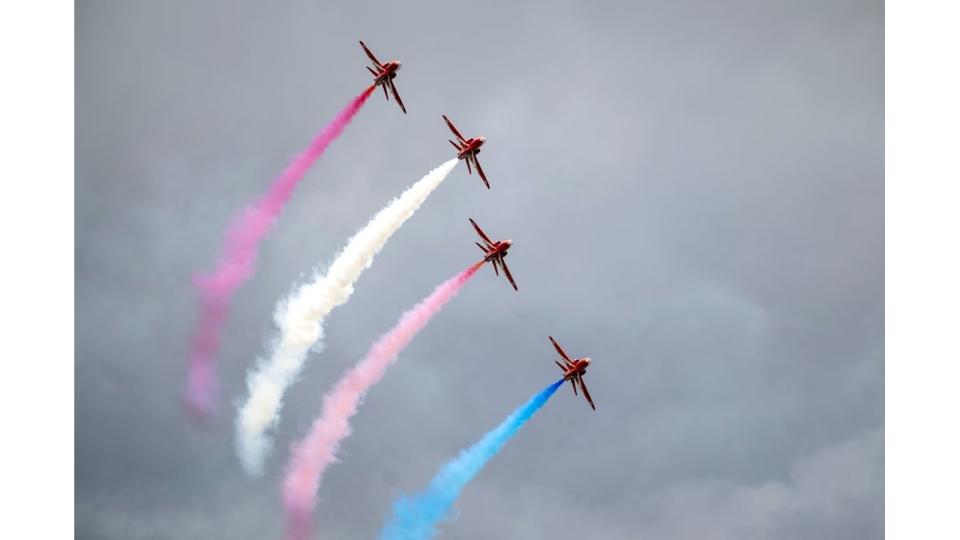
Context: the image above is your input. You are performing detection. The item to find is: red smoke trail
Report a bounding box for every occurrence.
[185,86,376,418]
[282,261,484,540]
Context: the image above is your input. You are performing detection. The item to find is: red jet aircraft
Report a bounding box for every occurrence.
[549,336,595,410]
[444,115,490,188]
[469,218,517,291]
[360,40,406,114]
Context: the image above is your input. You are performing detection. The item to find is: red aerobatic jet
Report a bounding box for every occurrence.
[549,336,596,410]
[360,40,406,113]
[444,115,490,188]
[469,218,517,291]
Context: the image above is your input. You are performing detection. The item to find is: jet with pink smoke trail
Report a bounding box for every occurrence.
[469,217,518,291]
[235,159,461,475]
[361,40,407,114]
[282,260,486,540]
[185,85,376,418]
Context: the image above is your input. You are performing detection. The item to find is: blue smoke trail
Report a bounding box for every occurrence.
[379,380,564,540]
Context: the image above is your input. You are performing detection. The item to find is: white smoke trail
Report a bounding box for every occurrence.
[235,159,459,474]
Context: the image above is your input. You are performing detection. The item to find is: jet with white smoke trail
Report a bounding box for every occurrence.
[236,158,460,475]
[282,261,485,540]
[379,380,564,540]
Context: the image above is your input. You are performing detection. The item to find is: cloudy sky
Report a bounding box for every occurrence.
[76,0,883,538]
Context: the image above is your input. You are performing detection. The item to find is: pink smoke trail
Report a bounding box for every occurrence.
[282,261,485,540]
[185,86,376,418]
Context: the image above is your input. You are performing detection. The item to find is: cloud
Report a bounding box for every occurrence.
[76,0,882,537]
[436,428,882,540]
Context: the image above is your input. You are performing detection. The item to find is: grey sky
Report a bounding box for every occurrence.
[76,0,883,538]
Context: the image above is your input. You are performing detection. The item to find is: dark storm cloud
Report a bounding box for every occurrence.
[76,0,882,538]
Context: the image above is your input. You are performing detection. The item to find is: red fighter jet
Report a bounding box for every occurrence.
[444,115,490,188]
[360,40,406,113]
[469,218,517,291]
[549,336,595,410]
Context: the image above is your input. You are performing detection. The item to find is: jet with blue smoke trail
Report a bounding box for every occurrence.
[548,335,597,410]
[379,379,564,540]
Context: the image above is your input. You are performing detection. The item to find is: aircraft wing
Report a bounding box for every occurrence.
[500,255,518,291]
[359,40,383,67]
[443,115,467,143]
[469,218,494,245]
[388,80,406,113]
[578,374,596,410]
[549,336,573,364]
[473,156,490,189]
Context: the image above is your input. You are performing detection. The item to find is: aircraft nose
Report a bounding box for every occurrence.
[505,239,513,248]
